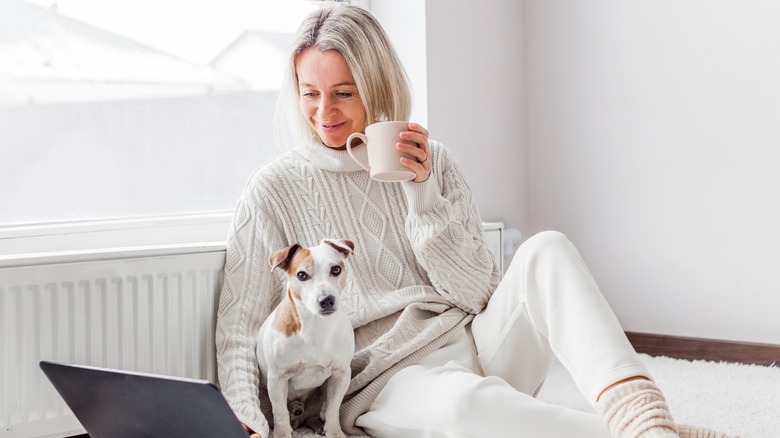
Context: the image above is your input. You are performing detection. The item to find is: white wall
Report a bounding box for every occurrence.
[526,1,780,344]
[383,0,779,345]
[369,0,428,128]
[424,0,528,232]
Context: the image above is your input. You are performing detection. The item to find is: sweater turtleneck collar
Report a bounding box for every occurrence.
[293,140,369,173]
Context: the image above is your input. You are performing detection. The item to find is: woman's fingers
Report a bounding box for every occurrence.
[398,123,431,182]
[241,423,262,438]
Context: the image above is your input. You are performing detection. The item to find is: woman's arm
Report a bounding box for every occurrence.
[216,183,284,438]
[402,141,500,315]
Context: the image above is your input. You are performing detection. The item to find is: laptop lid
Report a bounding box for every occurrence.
[40,361,250,438]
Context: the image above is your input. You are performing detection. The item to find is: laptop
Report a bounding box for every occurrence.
[40,361,250,438]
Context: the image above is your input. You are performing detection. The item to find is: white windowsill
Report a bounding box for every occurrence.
[0,213,233,267]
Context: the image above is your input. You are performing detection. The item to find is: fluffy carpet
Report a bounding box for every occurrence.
[292,353,780,437]
[537,354,780,438]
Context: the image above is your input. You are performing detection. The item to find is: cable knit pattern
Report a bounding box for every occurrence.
[678,425,737,438]
[597,379,679,438]
[216,140,500,436]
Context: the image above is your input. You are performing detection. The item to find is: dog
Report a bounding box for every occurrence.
[257,239,355,438]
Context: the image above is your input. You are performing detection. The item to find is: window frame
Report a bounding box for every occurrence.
[0,0,378,262]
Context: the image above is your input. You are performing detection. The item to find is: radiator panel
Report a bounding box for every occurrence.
[0,250,225,437]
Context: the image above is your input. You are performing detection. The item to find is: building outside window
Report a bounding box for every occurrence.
[0,0,352,229]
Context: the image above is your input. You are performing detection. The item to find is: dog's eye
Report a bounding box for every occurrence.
[296,271,310,281]
[330,265,342,277]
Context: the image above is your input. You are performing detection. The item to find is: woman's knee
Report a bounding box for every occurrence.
[522,230,572,254]
[506,230,578,273]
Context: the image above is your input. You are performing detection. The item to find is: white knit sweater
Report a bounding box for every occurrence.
[216,140,500,437]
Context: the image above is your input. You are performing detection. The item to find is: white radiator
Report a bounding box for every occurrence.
[0,246,226,438]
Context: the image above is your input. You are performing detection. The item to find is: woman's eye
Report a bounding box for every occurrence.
[296,271,310,281]
[330,265,342,276]
[336,92,352,98]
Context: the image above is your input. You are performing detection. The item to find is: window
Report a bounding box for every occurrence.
[0,0,331,228]
[0,0,371,255]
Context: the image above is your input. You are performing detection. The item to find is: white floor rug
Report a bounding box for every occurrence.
[537,354,780,438]
[293,353,780,437]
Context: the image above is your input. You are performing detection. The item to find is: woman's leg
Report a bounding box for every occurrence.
[471,230,650,403]
[469,231,732,438]
[355,360,612,438]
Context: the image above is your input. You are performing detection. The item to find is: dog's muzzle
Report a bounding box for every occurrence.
[318,294,336,315]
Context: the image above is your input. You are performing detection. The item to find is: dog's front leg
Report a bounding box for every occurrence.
[321,368,350,438]
[267,376,293,438]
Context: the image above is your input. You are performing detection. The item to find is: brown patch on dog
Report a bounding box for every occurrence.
[273,288,301,337]
[270,244,311,301]
[288,280,303,301]
[285,249,312,302]
[323,239,355,257]
[285,248,313,275]
[269,244,303,271]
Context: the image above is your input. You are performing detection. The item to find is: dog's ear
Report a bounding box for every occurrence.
[269,244,302,271]
[322,239,354,258]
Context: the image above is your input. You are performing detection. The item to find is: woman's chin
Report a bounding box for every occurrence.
[320,136,348,150]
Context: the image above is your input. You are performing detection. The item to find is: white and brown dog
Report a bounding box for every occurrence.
[257,239,355,438]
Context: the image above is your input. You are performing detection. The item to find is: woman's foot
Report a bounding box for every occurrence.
[596,378,736,438]
[596,378,678,437]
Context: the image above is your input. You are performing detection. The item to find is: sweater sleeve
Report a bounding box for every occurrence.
[215,179,284,438]
[401,141,500,315]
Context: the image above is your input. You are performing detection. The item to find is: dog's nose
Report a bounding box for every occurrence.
[319,295,336,313]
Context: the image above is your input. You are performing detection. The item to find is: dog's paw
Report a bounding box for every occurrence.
[288,399,305,418]
[324,429,347,438]
[323,423,346,438]
[272,424,293,438]
[288,399,306,429]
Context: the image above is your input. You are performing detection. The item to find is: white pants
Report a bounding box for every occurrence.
[355,231,651,437]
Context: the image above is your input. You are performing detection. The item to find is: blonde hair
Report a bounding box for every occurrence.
[274,5,412,148]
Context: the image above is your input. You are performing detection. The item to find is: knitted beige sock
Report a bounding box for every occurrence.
[677,424,736,438]
[596,379,679,438]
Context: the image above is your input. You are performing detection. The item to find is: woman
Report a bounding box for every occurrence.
[216,5,732,438]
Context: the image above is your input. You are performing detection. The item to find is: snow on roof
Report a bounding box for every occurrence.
[210,30,295,92]
[0,0,249,104]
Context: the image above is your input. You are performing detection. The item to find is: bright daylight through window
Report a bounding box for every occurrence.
[0,0,328,227]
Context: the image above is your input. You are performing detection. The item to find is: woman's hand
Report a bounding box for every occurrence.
[241,423,262,438]
[397,123,431,183]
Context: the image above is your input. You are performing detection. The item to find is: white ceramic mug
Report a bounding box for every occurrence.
[346,121,416,182]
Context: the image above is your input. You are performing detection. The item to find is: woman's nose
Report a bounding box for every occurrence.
[317,95,335,118]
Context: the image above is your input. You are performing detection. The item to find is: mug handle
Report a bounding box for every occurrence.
[346,132,371,173]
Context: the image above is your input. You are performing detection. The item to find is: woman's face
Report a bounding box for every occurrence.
[296,48,368,149]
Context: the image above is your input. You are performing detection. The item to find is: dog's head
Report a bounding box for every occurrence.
[269,239,354,316]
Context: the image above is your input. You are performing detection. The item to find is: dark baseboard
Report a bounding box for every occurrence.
[626,331,780,367]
